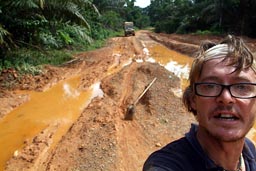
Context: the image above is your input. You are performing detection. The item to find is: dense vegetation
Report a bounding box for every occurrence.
[0,0,256,76]
[149,0,256,37]
[0,0,150,73]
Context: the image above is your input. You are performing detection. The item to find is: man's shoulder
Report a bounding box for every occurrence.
[160,137,191,154]
[143,137,202,171]
[244,138,256,157]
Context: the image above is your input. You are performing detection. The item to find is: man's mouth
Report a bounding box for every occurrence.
[214,114,239,121]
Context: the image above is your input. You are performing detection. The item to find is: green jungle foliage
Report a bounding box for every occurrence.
[149,0,256,37]
[0,0,149,74]
[0,0,256,75]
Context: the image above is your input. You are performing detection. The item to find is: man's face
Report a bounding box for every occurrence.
[191,58,256,142]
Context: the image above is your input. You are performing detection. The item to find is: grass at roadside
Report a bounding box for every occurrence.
[1,49,72,75]
[0,30,123,89]
[0,30,123,75]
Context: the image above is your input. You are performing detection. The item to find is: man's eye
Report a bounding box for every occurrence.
[234,84,252,91]
[236,85,246,90]
[203,84,216,89]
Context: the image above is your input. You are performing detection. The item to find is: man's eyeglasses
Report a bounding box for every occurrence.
[194,82,256,99]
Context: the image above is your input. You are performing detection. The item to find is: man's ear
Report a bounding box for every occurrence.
[190,94,197,111]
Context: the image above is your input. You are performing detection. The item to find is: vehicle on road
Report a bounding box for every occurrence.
[124,22,135,36]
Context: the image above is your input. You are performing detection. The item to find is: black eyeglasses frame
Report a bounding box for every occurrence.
[194,82,256,99]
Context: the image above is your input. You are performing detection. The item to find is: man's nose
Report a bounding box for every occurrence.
[216,87,235,104]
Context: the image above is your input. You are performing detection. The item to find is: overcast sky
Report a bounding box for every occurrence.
[134,0,151,8]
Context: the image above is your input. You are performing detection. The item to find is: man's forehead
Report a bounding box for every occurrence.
[201,58,256,81]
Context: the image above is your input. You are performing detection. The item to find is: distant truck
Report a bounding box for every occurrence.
[124,22,135,36]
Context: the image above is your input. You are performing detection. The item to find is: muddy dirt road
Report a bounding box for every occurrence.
[1,31,256,171]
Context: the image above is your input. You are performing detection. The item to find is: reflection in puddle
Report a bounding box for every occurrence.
[165,62,190,79]
[63,83,80,98]
[146,57,156,63]
[91,82,104,99]
[0,77,104,170]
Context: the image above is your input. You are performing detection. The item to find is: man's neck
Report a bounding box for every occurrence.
[196,127,245,170]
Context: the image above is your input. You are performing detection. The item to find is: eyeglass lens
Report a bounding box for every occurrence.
[195,83,256,98]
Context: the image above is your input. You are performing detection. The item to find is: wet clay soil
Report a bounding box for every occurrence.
[1,31,256,171]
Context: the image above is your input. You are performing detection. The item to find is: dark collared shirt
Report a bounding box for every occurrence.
[143,124,256,171]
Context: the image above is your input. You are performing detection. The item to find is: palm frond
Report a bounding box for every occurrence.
[9,0,39,9]
[39,0,45,9]
[0,25,11,45]
[63,23,93,44]
[66,2,91,29]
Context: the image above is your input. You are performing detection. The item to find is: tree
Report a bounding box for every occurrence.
[0,0,100,49]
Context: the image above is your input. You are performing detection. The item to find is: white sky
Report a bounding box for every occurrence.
[134,0,151,8]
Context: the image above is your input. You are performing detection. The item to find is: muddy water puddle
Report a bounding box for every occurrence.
[148,44,193,96]
[0,76,103,170]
